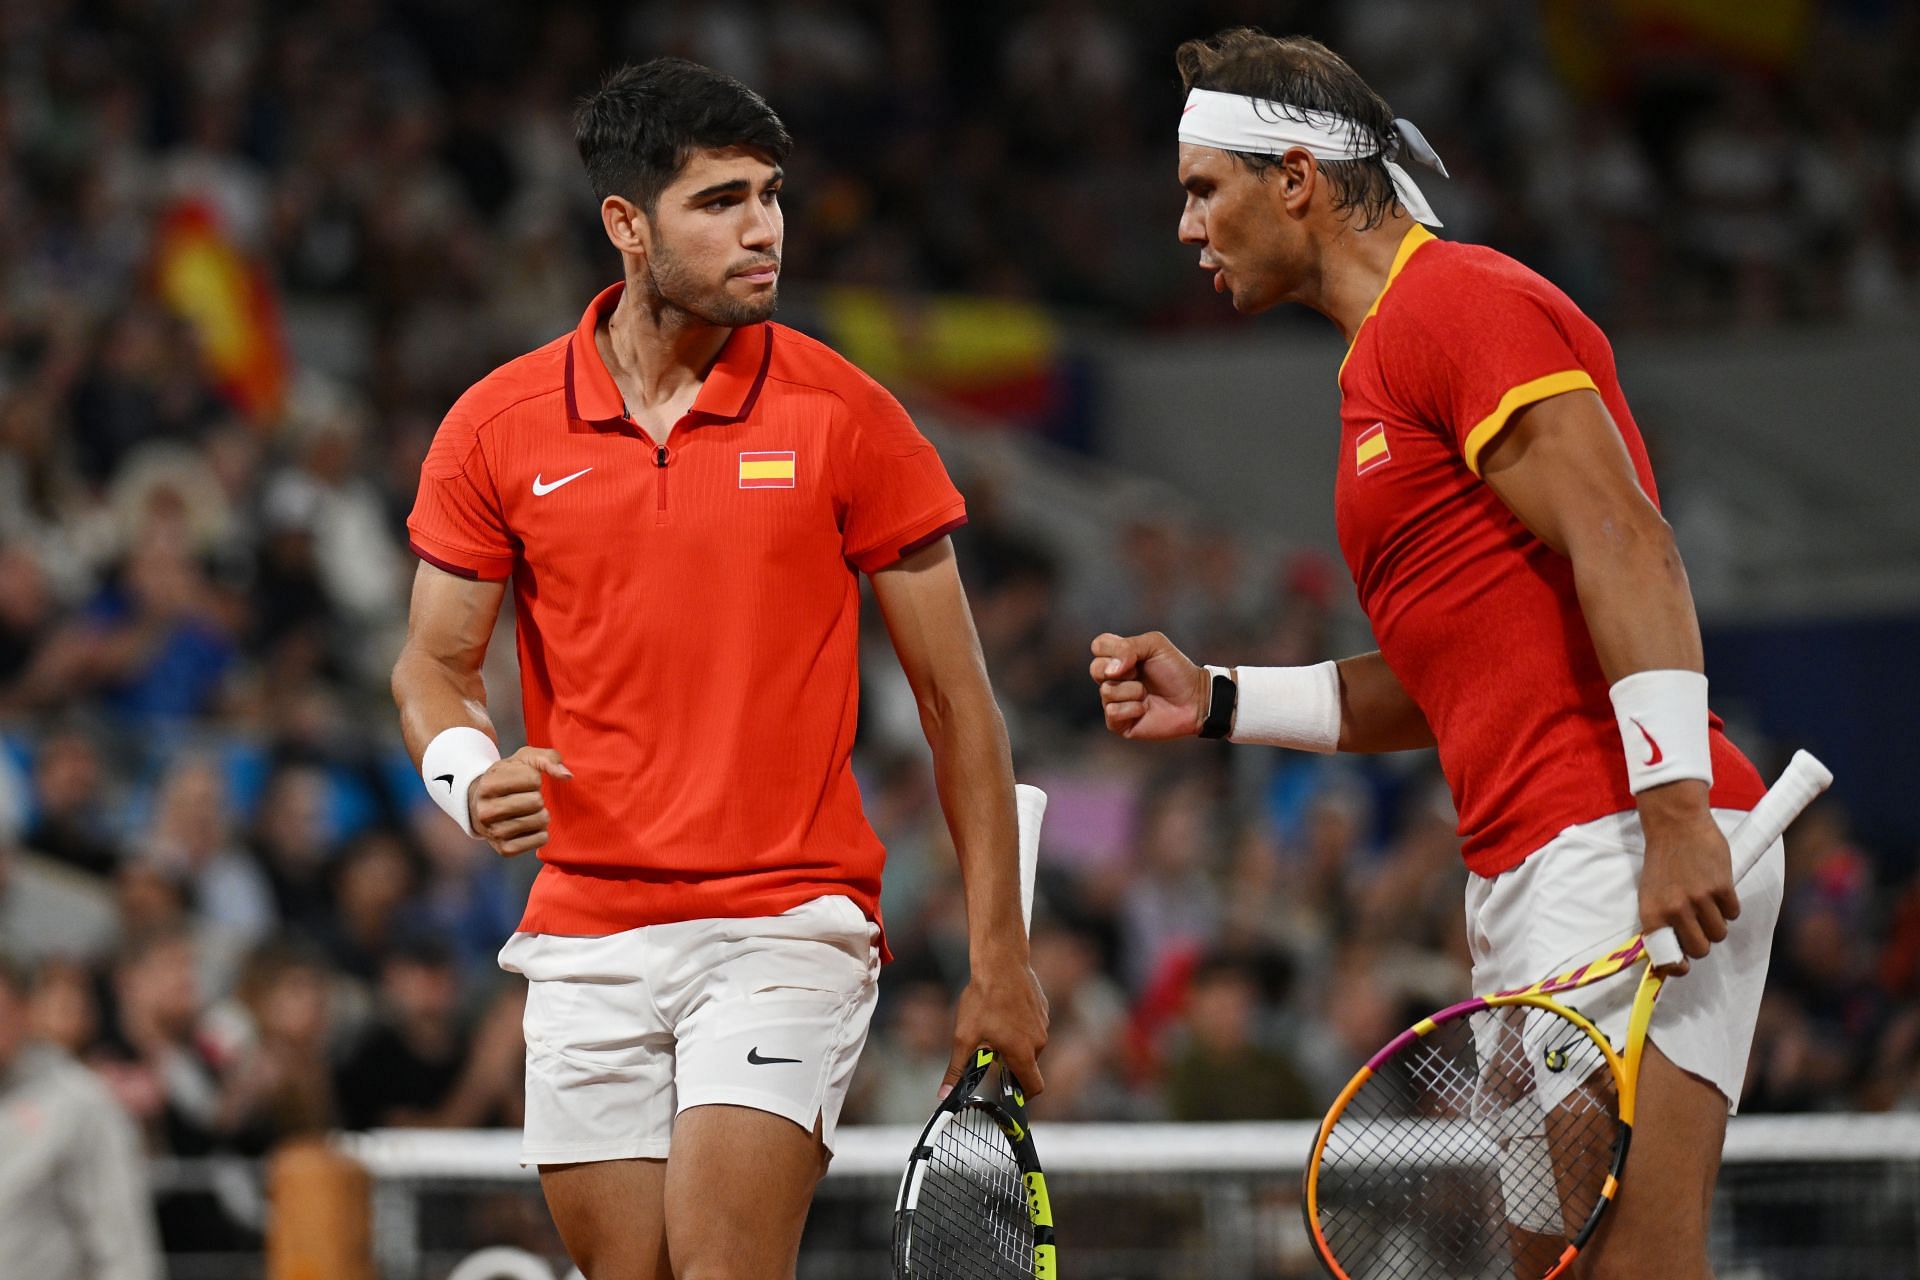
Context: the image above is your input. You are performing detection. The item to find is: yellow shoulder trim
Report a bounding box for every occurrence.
[1461,369,1599,475]
[1337,224,1436,384]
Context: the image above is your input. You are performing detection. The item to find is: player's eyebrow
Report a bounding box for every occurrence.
[687,169,784,202]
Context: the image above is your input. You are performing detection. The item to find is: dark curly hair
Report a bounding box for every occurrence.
[1175,28,1400,230]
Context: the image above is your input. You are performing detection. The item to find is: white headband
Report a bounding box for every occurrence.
[1178,87,1449,227]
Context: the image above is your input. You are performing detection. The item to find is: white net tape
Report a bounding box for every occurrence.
[336,1113,1920,1180]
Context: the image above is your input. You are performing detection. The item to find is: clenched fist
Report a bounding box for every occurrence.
[469,746,571,856]
[1089,631,1210,740]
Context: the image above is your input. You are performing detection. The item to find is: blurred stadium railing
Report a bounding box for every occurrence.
[144,1116,1920,1279]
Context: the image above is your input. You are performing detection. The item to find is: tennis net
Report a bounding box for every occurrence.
[151,1115,1920,1278]
[291,1113,1912,1274]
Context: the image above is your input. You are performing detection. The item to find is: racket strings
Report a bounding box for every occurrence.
[1316,1004,1621,1280]
[903,1104,1032,1278]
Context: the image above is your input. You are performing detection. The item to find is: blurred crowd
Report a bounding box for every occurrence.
[3,0,1920,1263]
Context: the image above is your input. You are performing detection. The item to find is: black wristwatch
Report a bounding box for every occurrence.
[1198,667,1236,739]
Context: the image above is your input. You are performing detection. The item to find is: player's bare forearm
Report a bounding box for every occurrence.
[394,563,567,857]
[391,562,506,762]
[1480,383,1727,950]
[925,695,1025,956]
[1480,391,1710,816]
[899,636,1022,954]
[870,539,1025,958]
[1335,651,1436,752]
[1566,520,1729,963]
[1560,496,1704,687]
[872,538,1048,1093]
[392,647,493,760]
[1563,518,1718,830]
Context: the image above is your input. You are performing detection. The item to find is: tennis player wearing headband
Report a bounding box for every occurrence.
[1091,29,1774,1280]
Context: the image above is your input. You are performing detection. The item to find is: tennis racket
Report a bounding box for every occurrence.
[892,783,1056,1280]
[1304,749,1831,1280]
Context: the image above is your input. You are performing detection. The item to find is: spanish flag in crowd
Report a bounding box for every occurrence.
[1545,0,1812,91]
[151,198,289,423]
[817,288,1068,428]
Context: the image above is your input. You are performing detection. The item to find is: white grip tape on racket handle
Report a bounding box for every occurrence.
[1014,783,1048,935]
[1643,750,1832,969]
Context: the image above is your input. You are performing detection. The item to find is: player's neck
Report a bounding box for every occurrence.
[600,284,733,414]
[1310,212,1421,345]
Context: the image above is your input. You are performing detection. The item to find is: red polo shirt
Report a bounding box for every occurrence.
[407,282,967,943]
[1334,227,1764,875]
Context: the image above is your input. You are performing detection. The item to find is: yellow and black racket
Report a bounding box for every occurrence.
[892,784,1054,1279]
[1304,750,1831,1280]
[892,1047,1055,1279]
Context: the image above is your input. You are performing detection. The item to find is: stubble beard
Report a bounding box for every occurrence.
[644,236,778,328]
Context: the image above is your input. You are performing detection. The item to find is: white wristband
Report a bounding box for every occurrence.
[1608,669,1712,794]
[421,726,501,837]
[1228,660,1342,753]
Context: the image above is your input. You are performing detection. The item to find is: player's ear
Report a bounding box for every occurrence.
[1279,149,1317,216]
[600,194,651,260]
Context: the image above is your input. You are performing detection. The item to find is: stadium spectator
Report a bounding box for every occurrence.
[20,721,124,881]
[91,928,238,1157]
[27,957,100,1055]
[142,755,276,948]
[218,940,337,1145]
[1119,770,1225,994]
[1162,953,1315,1122]
[246,763,337,937]
[1022,923,1129,1122]
[0,544,63,714]
[76,536,238,726]
[0,954,163,1280]
[335,935,522,1130]
[0,750,119,963]
[319,827,422,983]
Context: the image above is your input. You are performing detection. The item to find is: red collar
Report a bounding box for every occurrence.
[565,280,772,426]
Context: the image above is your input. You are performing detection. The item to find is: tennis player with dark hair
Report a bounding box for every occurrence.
[393,58,1045,1280]
[1092,29,1774,1280]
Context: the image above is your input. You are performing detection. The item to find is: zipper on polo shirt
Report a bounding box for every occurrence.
[653,442,670,522]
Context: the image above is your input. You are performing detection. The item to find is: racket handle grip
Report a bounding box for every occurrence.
[1643,749,1832,969]
[1015,783,1048,936]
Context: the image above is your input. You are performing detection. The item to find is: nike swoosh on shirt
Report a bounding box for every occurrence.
[532,467,593,496]
[1630,718,1664,767]
[433,773,455,790]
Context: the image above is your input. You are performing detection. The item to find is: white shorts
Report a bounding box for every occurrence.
[498,894,881,1165]
[1464,808,1783,1113]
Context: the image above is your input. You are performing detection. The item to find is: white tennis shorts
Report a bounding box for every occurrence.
[1464,807,1784,1113]
[498,894,881,1165]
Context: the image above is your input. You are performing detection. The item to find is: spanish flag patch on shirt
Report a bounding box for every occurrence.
[739,450,796,488]
[1355,423,1390,475]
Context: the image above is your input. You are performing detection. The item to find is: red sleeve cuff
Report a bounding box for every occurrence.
[850,504,969,574]
[408,530,514,581]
